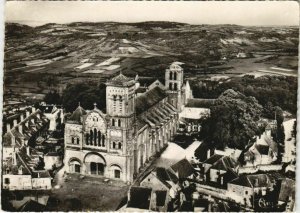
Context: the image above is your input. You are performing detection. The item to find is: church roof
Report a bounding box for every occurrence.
[68,106,87,124]
[106,73,135,87]
[135,86,167,115]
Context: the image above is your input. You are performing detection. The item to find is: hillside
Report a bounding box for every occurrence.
[3,21,299,102]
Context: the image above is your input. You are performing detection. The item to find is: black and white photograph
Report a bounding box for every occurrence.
[1,1,298,212]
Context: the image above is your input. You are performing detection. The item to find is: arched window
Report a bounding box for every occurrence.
[113,142,116,149]
[118,119,121,127]
[112,119,115,126]
[90,130,93,144]
[118,142,122,149]
[174,72,177,80]
[94,129,97,146]
[98,131,101,146]
[77,138,80,145]
[169,83,172,90]
[85,134,89,145]
[169,72,173,80]
[71,137,75,144]
[174,83,178,90]
[102,135,105,146]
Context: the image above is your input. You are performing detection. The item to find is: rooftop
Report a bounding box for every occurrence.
[135,86,167,115]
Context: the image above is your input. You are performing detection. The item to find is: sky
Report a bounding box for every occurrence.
[4,1,300,26]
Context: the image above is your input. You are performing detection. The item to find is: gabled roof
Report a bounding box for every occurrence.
[230,174,272,188]
[68,106,86,124]
[229,175,252,187]
[156,167,179,185]
[106,73,135,87]
[210,156,237,171]
[127,186,152,210]
[18,200,46,211]
[135,86,167,115]
[170,158,194,179]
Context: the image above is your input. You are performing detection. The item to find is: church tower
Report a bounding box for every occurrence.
[106,73,136,155]
[165,62,184,111]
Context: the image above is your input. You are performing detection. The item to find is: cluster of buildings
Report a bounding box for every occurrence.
[2,105,64,191]
[2,61,296,212]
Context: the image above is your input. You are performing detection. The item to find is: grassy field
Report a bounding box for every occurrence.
[49,173,129,211]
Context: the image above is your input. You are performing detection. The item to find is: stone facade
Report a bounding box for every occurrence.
[64,62,189,183]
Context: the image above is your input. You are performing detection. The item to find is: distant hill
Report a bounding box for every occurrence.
[5,23,34,37]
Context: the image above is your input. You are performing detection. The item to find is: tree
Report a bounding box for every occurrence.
[61,82,106,113]
[200,89,263,150]
[44,90,61,105]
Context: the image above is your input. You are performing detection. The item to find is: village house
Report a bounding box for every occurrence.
[140,167,181,201]
[201,153,238,187]
[227,174,275,208]
[243,124,278,167]
[3,107,50,160]
[126,186,170,212]
[2,146,52,191]
[178,98,214,134]
[38,104,64,131]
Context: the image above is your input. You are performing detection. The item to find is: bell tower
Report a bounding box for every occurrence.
[165,62,184,111]
[106,73,136,155]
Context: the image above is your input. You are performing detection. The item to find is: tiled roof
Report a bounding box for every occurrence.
[128,186,152,210]
[230,174,272,188]
[156,167,179,186]
[203,154,223,165]
[68,106,86,123]
[279,178,295,202]
[230,175,252,187]
[186,98,216,108]
[170,158,194,179]
[135,86,167,115]
[210,156,237,171]
[247,174,272,188]
[107,73,135,87]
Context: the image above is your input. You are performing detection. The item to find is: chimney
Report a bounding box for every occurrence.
[20,114,24,122]
[255,179,259,187]
[32,107,36,113]
[13,119,18,127]
[6,123,10,132]
[12,151,17,166]
[19,125,23,134]
[207,149,211,159]
[26,146,30,156]
[26,110,30,117]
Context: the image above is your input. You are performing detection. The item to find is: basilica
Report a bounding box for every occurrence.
[64,62,193,183]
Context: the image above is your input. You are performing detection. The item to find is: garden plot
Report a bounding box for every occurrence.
[75,63,94,70]
[96,57,120,66]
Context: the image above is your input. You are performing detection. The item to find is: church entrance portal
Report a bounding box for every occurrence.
[90,162,105,175]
